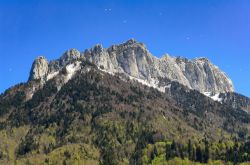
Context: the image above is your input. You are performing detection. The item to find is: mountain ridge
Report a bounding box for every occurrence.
[29,39,234,96]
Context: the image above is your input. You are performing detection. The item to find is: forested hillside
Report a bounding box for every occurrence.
[0,62,249,165]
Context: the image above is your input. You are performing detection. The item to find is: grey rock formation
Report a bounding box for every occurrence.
[59,48,81,65]
[29,56,48,81]
[29,49,81,82]
[28,39,234,94]
[48,48,81,74]
[83,39,234,93]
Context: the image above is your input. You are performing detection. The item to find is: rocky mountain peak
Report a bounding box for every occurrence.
[124,38,137,45]
[116,39,146,50]
[59,48,81,65]
[28,39,234,94]
[29,56,49,81]
[194,57,210,63]
[91,44,104,54]
[175,56,189,63]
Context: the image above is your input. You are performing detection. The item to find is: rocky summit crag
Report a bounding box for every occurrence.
[29,39,234,95]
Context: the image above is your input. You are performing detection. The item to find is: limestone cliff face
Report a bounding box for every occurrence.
[83,39,234,93]
[48,49,81,74]
[175,57,234,93]
[29,56,48,81]
[28,39,234,94]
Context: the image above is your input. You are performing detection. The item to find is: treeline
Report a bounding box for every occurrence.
[143,138,250,164]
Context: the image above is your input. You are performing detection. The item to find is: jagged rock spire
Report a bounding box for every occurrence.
[59,48,81,65]
[29,56,48,81]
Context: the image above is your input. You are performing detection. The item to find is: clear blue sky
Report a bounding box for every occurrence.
[0,0,250,97]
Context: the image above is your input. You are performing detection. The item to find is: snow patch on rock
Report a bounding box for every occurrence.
[211,93,223,102]
[64,61,82,83]
[128,76,166,93]
[204,92,223,102]
[47,71,59,81]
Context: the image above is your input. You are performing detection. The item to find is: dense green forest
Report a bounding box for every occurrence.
[0,63,249,165]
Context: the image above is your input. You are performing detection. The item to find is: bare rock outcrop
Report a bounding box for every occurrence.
[83,39,234,93]
[28,39,234,94]
[29,56,48,81]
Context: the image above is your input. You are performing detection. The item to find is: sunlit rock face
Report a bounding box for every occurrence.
[83,39,234,93]
[29,56,49,81]
[28,39,234,94]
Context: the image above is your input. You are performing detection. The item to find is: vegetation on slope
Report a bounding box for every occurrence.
[0,63,249,164]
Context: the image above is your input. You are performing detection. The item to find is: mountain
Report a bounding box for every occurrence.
[29,39,234,94]
[0,39,249,165]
